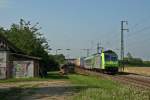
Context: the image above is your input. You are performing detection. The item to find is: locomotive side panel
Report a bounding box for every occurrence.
[93,54,101,69]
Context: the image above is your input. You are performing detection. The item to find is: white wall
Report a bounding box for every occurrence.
[13,61,34,78]
[0,51,7,79]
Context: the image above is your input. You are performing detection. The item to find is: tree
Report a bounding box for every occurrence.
[3,19,49,56]
[124,52,143,66]
[0,19,67,75]
[48,55,59,71]
[54,54,66,64]
[126,52,133,60]
[1,19,51,77]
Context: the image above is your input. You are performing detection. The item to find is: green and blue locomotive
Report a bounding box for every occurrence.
[83,49,119,73]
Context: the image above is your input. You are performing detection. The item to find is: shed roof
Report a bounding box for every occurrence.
[0,33,41,60]
[11,53,41,60]
[0,33,23,53]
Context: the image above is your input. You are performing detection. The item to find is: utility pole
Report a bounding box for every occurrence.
[97,42,104,54]
[82,49,90,57]
[97,42,101,54]
[121,21,129,70]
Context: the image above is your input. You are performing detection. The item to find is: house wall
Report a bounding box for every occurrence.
[0,36,40,79]
[7,52,13,78]
[13,61,34,78]
[0,51,40,79]
[33,60,39,77]
[0,51,7,79]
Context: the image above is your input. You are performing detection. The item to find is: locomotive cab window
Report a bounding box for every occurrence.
[105,54,111,61]
[111,56,117,61]
[105,54,117,61]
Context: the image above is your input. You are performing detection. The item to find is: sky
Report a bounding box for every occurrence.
[0,0,150,60]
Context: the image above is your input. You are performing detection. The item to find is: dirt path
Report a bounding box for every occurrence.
[23,81,75,100]
[0,80,76,100]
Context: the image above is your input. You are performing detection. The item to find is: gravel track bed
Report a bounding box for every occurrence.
[75,67,150,89]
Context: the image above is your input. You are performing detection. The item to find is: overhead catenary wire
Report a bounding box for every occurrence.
[127,15,150,32]
[121,17,150,51]
[127,25,150,39]
[126,33,150,47]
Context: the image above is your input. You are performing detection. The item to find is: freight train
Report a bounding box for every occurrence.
[76,49,119,74]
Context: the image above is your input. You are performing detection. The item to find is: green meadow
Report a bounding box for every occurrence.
[0,72,149,100]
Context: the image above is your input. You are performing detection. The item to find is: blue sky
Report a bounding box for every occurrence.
[0,0,150,60]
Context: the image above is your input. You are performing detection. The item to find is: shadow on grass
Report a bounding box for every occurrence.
[0,85,92,100]
[0,87,25,100]
[45,71,69,79]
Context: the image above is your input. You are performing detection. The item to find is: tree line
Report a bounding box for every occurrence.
[121,52,150,67]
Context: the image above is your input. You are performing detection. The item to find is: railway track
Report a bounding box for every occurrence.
[75,67,150,90]
[112,75,150,89]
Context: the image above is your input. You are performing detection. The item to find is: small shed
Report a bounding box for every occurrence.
[0,34,40,79]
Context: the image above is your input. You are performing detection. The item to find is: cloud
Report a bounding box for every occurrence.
[0,0,10,8]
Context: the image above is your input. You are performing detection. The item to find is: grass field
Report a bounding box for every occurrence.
[0,72,68,83]
[123,66,150,76]
[0,72,149,100]
[68,74,150,100]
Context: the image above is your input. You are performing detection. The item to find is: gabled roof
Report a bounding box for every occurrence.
[0,33,41,60]
[0,33,23,53]
[11,53,41,60]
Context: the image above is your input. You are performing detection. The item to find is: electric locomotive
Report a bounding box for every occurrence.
[82,49,119,73]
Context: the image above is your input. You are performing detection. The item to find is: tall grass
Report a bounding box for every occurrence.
[0,72,149,100]
[68,74,150,100]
